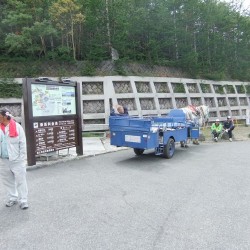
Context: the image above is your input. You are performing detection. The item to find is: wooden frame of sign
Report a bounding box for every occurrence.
[23,78,83,166]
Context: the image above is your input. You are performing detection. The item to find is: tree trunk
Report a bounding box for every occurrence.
[173,7,179,60]
[71,14,76,60]
[40,36,46,56]
[105,0,112,58]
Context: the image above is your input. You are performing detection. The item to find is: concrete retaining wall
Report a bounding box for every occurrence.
[1,76,249,131]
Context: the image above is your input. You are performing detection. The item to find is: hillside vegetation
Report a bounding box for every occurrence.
[0,60,190,78]
[0,0,250,80]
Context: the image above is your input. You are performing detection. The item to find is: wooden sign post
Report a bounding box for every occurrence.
[22,78,83,166]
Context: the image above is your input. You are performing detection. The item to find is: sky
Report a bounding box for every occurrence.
[239,0,250,9]
[222,0,250,10]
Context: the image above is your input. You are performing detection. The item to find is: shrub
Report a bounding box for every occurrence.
[81,61,96,76]
[246,84,250,94]
[0,79,22,98]
[200,83,211,93]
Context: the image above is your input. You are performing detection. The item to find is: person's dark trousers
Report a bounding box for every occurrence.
[212,130,220,138]
[227,127,235,139]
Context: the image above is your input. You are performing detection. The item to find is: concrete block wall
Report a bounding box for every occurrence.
[1,77,249,131]
[69,76,250,131]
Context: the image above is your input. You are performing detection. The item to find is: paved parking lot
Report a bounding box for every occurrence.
[0,140,250,250]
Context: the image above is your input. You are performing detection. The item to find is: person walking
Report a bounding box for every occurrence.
[211,119,223,142]
[0,109,29,209]
[223,116,235,142]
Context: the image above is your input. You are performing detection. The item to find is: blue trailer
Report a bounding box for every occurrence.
[109,109,199,159]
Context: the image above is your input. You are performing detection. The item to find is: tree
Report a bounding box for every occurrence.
[49,0,85,60]
[2,0,58,57]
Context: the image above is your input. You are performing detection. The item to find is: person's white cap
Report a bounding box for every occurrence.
[227,116,231,119]
[216,119,220,122]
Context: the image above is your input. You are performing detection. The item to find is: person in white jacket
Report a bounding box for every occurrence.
[0,109,28,209]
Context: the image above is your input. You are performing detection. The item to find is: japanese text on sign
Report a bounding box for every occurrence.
[34,120,77,155]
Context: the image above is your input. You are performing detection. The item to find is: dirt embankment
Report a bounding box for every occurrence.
[0,60,190,78]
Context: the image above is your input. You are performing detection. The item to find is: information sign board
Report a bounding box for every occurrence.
[34,119,77,155]
[31,84,76,116]
[23,78,83,166]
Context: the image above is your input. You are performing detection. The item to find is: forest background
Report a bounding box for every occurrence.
[0,0,250,81]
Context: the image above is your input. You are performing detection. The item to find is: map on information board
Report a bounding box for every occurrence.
[31,84,76,117]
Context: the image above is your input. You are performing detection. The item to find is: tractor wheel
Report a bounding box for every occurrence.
[133,148,144,155]
[163,138,175,159]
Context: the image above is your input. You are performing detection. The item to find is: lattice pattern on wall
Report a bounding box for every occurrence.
[204,98,215,107]
[239,97,248,105]
[175,98,188,108]
[209,112,217,117]
[139,98,155,110]
[217,98,227,107]
[242,109,246,115]
[228,98,238,106]
[190,98,201,106]
[117,98,136,111]
[158,98,173,109]
[154,82,170,93]
[83,119,105,124]
[213,85,225,94]
[0,104,21,117]
[220,111,229,117]
[82,82,104,95]
[200,84,212,93]
[113,81,132,93]
[171,83,186,93]
[235,85,246,94]
[187,83,199,93]
[83,100,104,113]
[135,81,151,93]
[231,110,239,116]
[225,85,235,94]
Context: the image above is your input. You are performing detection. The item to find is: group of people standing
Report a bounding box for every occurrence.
[211,116,235,142]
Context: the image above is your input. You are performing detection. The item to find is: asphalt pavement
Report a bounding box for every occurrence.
[31,133,249,169]
[0,138,250,250]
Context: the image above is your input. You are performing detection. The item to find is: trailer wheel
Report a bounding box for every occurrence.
[134,148,144,155]
[163,138,175,159]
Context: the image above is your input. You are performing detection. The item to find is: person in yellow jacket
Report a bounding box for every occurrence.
[211,119,223,142]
